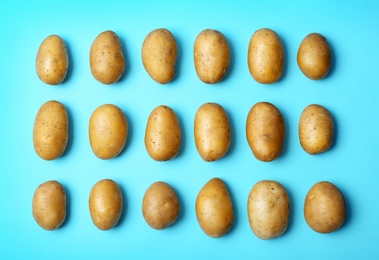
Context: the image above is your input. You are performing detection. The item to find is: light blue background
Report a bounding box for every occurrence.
[1,0,378,258]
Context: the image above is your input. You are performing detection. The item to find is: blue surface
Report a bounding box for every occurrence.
[1,0,378,258]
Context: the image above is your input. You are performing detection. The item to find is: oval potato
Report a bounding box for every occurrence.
[142,28,177,84]
[246,102,285,162]
[145,105,181,161]
[90,30,125,84]
[32,180,66,231]
[248,28,284,84]
[36,35,69,85]
[194,102,231,162]
[33,100,69,160]
[194,29,230,84]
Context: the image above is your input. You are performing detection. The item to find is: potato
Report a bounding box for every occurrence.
[194,29,230,84]
[90,30,125,84]
[297,33,332,80]
[196,178,233,238]
[247,180,290,239]
[142,28,177,84]
[194,102,230,162]
[33,100,69,160]
[142,181,180,230]
[304,181,346,233]
[145,105,181,161]
[248,28,284,84]
[89,179,123,230]
[246,102,285,162]
[32,180,66,231]
[36,35,69,85]
[299,104,334,155]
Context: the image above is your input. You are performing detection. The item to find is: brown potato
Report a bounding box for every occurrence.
[297,33,332,80]
[36,35,69,85]
[33,100,69,160]
[89,179,123,230]
[304,181,346,233]
[194,102,230,161]
[194,29,230,84]
[246,102,285,162]
[142,28,177,84]
[89,104,128,159]
[90,30,125,84]
[299,104,334,155]
[248,28,284,84]
[248,180,290,239]
[196,178,234,238]
[145,105,181,161]
[32,180,66,231]
[142,181,180,230]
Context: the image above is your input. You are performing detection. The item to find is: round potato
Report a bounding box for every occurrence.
[194,102,231,162]
[89,179,123,230]
[246,102,285,162]
[32,180,66,231]
[89,104,128,159]
[36,35,69,85]
[248,28,284,84]
[304,181,346,233]
[196,178,234,238]
[142,181,180,230]
[90,30,125,84]
[142,28,177,84]
[297,33,332,80]
[33,100,69,160]
[145,105,181,161]
[247,180,290,240]
[194,29,230,84]
[299,104,334,155]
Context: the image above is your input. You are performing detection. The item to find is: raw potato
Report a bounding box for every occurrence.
[248,180,290,239]
[89,179,123,231]
[196,178,234,238]
[248,28,284,84]
[142,28,177,84]
[304,181,346,233]
[297,33,332,80]
[194,29,230,84]
[32,180,66,231]
[246,102,285,162]
[145,105,181,161]
[299,104,334,155]
[142,181,180,230]
[90,30,125,84]
[36,35,69,85]
[33,100,69,160]
[194,102,231,162]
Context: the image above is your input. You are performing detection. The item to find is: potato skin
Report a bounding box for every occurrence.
[36,35,69,85]
[196,178,234,238]
[299,104,334,155]
[89,104,128,159]
[194,29,230,84]
[248,28,284,84]
[33,100,69,160]
[142,28,177,84]
[89,179,123,230]
[32,180,66,231]
[144,105,181,161]
[297,33,332,80]
[90,30,125,84]
[194,102,230,162]
[246,102,285,162]
[247,180,290,239]
[142,181,180,230]
[304,181,346,233]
